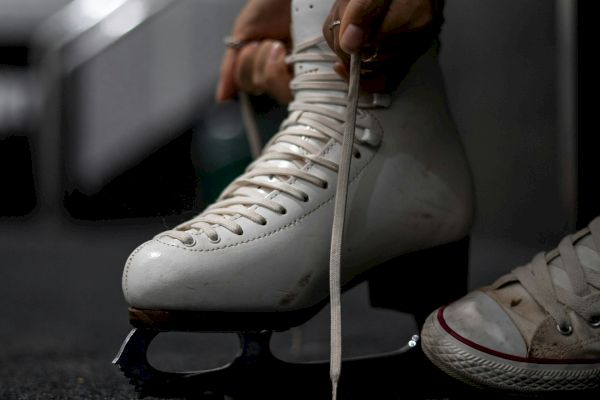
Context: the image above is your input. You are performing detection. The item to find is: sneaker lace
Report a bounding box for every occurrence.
[509,217,600,333]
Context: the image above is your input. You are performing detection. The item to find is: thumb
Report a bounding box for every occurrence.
[339,0,391,54]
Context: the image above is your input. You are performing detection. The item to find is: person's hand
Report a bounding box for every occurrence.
[234,40,293,104]
[216,0,292,102]
[323,0,437,92]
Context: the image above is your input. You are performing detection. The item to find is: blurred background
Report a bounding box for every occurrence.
[0,0,592,398]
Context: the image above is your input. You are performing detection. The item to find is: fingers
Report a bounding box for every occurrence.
[339,0,392,54]
[323,2,350,66]
[339,0,432,53]
[381,0,432,34]
[215,0,292,102]
[333,61,349,81]
[324,0,435,94]
[235,42,261,94]
[266,43,294,104]
[325,0,433,55]
[216,49,238,102]
[234,40,293,104]
[231,0,292,43]
[323,0,392,69]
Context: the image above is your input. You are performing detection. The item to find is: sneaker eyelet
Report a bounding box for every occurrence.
[353,151,361,159]
[302,195,309,202]
[589,316,600,328]
[259,219,267,226]
[280,208,287,215]
[322,181,328,189]
[208,235,221,244]
[235,229,244,236]
[556,323,573,336]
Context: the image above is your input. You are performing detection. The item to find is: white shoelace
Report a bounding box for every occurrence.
[163,37,362,399]
[164,37,360,244]
[497,217,600,333]
[329,53,360,400]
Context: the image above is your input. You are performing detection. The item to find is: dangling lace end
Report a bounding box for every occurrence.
[239,92,263,159]
[328,53,361,400]
[329,304,342,400]
[331,377,339,400]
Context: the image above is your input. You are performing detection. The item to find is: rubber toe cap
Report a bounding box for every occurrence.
[439,290,528,357]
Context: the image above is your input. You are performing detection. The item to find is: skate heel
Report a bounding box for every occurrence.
[368,237,469,328]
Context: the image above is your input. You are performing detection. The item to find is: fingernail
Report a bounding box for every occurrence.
[341,24,364,54]
[268,41,283,64]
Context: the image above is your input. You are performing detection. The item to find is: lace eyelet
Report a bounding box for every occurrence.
[208,235,221,244]
[182,237,196,247]
[353,151,361,159]
[235,229,244,236]
[280,208,287,215]
[556,323,573,336]
[259,219,267,226]
[321,181,328,189]
[302,195,309,202]
[589,316,600,328]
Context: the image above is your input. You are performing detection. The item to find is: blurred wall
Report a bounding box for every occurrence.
[62,0,245,192]
[0,0,71,42]
[440,0,572,285]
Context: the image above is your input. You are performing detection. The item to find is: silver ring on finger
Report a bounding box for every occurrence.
[223,36,250,50]
[329,20,341,30]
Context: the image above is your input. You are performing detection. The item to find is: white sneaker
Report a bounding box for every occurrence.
[422,217,600,392]
[122,0,473,321]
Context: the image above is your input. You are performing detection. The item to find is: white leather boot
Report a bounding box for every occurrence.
[121,0,474,318]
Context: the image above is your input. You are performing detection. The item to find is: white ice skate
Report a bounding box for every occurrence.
[114,0,474,398]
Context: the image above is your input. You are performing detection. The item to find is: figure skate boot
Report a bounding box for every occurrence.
[114,0,474,397]
[422,217,600,394]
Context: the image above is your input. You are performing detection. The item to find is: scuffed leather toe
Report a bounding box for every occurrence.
[121,234,330,313]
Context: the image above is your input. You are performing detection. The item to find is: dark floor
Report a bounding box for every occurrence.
[0,215,596,399]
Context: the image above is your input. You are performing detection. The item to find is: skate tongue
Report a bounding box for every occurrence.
[291,0,339,78]
[292,0,332,48]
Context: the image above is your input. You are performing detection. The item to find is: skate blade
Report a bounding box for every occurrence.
[113,327,420,399]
